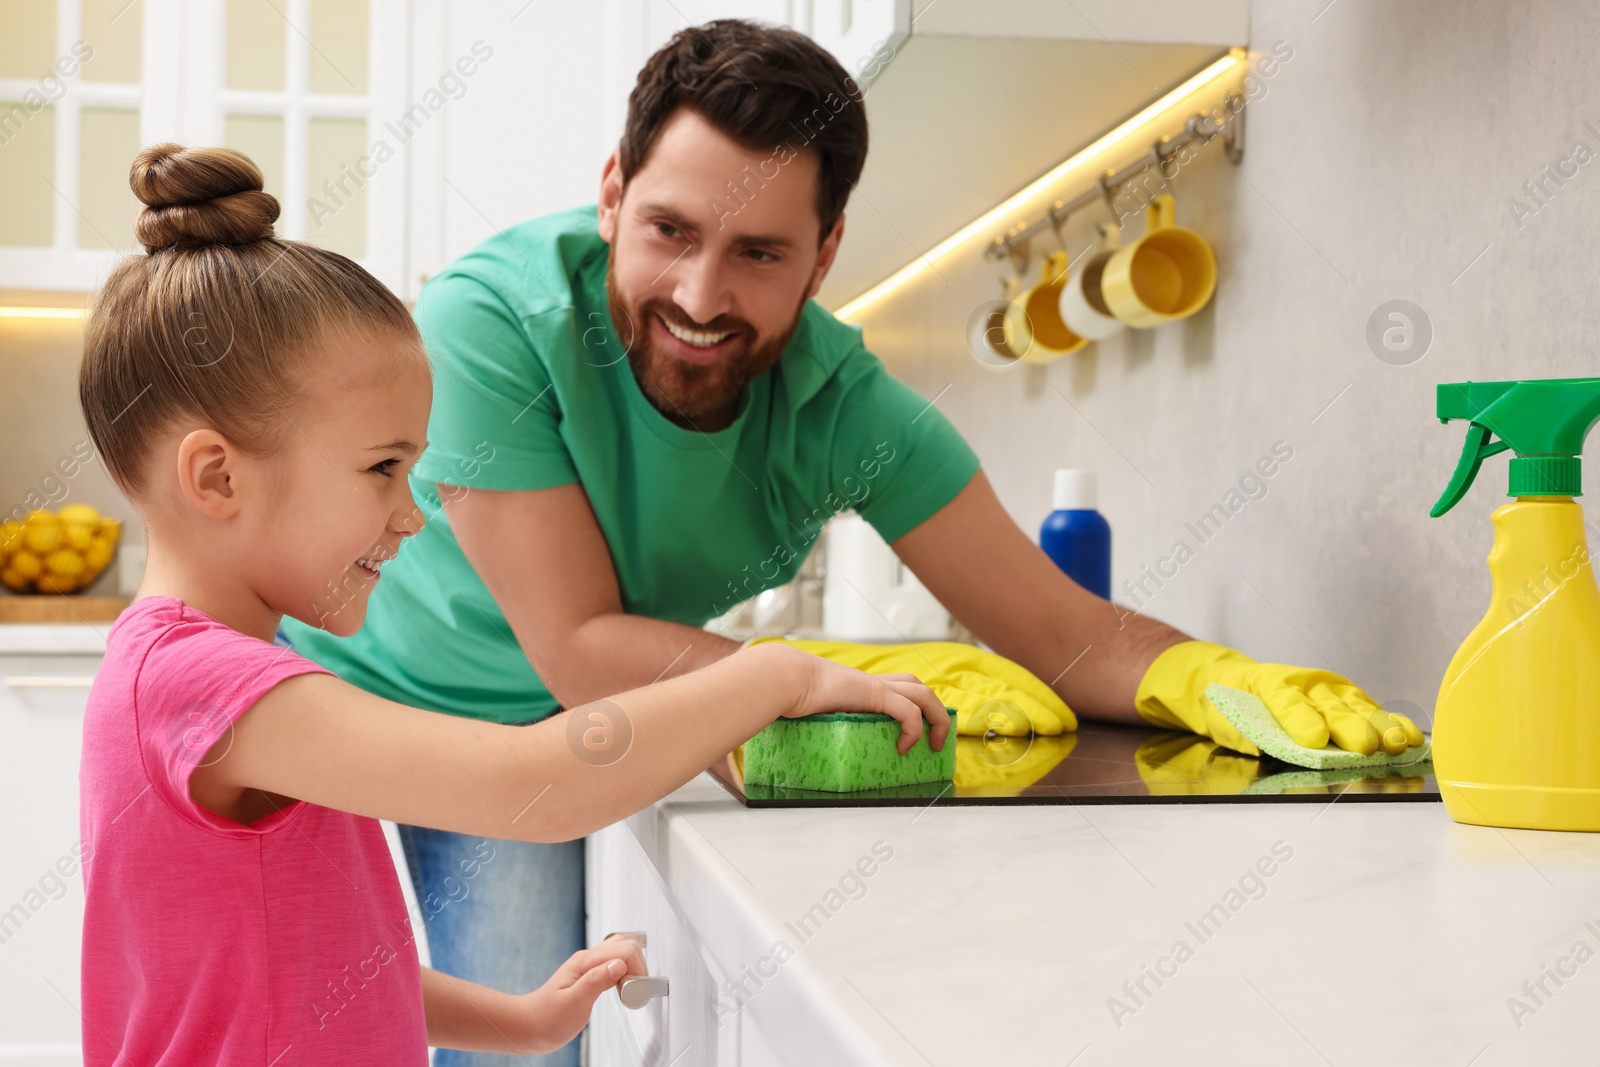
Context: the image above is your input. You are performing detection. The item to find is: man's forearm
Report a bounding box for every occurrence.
[537,613,740,709]
[891,471,1191,724]
[1048,596,1190,723]
[964,565,1189,723]
[444,483,745,711]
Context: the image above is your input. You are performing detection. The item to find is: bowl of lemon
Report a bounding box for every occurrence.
[0,505,122,595]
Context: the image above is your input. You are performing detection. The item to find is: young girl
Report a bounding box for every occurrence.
[77,143,947,1065]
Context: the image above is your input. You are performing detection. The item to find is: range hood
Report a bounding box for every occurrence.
[809,0,1249,310]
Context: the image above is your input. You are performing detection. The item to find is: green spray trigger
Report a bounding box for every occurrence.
[1431,422,1509,517]
[1431,378,1600,517]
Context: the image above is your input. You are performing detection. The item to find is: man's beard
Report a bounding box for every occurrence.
[605,248,804,428]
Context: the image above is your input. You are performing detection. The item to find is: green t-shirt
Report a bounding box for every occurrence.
[283,206,980,723]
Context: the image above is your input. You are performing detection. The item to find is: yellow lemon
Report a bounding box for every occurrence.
[58,503,100,525]
[85,537,114,572]
[97,517,123,539]
[36,573,76,595]
[23,523,62,554]
[45,550,85,578]
[0,520,22,555]
[9,550,43,581]
[64,523,95,551]
[0,568,29,592]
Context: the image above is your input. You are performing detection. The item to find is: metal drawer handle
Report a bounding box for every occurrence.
[618,975,669,1010]
[603,932,667,1009]
[604,930,647,946]
[5,676,94,689]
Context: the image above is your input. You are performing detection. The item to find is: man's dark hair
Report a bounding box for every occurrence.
[619,19,869,238]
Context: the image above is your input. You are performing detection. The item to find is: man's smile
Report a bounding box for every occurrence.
[653,312,741,364]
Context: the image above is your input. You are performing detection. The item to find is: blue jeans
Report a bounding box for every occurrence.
[397,824,586,1066]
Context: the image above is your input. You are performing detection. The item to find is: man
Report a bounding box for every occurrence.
[286,19,1420,1066]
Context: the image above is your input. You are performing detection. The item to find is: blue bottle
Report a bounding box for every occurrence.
[1040,469,1111,598]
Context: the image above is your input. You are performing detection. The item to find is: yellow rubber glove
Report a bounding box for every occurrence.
[749,638,1077,736]
[1135,641,1426,758]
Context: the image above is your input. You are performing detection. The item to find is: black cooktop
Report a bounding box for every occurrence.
[708,721,1439,808]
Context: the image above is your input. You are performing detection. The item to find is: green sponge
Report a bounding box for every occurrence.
[741,709,957,792]
[1205,684,1432,770]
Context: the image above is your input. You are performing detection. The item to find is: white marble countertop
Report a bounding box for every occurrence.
[0,623,109,654]
[626,772,1600,1066]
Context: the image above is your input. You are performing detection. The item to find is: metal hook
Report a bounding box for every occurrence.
[1149,136,1181,182]
[1098,171,1120,217]
[1185,113,1216,143]
[1044,200,1072,253]
[1222,94,1246,164]
[1005,236,1030,280]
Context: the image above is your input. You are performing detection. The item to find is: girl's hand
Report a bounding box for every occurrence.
[514,935,647,1051]
[750,643,949,755]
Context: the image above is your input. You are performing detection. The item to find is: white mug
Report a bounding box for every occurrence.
[1059,224,1127,342]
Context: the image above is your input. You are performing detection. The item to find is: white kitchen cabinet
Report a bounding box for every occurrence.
[0,645,102,1066]
[737,1009,784,1067]
[586,820,740,1067]
[405,0,904,295]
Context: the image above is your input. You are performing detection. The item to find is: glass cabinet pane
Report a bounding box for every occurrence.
[309,0,368,95]
[0,0,57,80]
[227,0,286,91]
[78,107,141,249]
[306,117,366,258]
[81,0,142,84]
[0,102,55,246]
[223,114,286,203]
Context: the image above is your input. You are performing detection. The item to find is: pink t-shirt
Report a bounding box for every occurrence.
[79,596,427,1065]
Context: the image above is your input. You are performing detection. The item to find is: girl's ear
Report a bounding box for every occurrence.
[175,429,242,520]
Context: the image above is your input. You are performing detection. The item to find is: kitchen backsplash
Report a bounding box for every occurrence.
[852,0,1600,725]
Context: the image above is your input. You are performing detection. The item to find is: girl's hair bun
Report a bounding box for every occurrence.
[130,143,281,252]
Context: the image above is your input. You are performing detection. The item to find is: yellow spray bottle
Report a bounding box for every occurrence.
[1430,378,1600,831]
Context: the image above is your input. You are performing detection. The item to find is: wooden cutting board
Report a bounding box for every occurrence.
[0,595,130,623]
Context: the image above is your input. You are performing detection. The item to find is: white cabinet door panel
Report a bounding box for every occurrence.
[586,822,733,1067]
[0,652,101,1066]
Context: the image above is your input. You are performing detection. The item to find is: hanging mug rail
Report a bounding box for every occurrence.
[984,91,1246,268]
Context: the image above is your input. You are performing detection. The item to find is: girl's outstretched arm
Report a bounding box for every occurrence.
[191,641,946,841]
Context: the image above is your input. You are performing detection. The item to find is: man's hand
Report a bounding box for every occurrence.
[1135,641,1425,757]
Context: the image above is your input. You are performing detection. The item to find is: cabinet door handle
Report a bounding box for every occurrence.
[5,676,94,689]
[617,975,669,1009]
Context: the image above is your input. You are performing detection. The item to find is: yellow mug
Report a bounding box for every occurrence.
[1010,251,1088,362]
[1101,194,1216,328]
